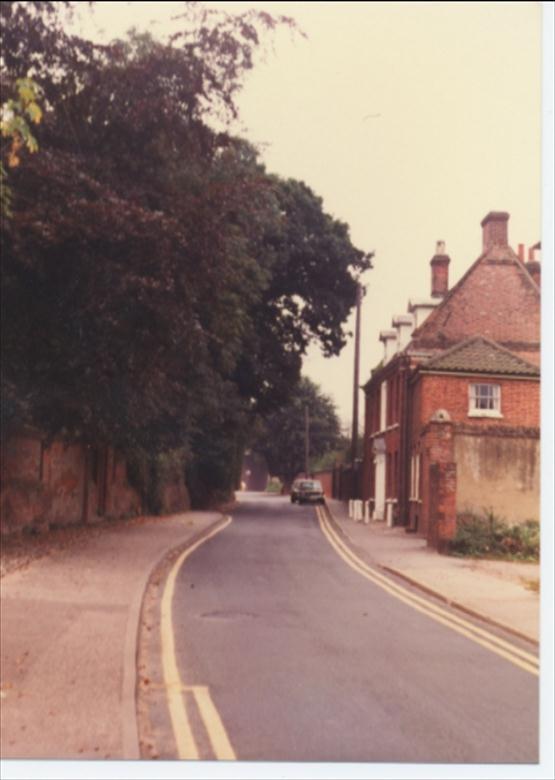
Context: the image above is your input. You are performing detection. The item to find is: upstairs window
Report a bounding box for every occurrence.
[468,383,502,417]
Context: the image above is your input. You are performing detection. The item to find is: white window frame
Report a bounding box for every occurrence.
[468,383,502,418]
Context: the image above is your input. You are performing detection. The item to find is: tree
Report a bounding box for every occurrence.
[1,10,287,451]
[1,3,372,507]
[232,176,373,415]
[253,378,342,488]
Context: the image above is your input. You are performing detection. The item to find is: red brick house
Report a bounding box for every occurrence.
[361,212,540,549]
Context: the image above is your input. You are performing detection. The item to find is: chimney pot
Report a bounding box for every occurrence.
[518,243,525,262]
[481,211,509,251]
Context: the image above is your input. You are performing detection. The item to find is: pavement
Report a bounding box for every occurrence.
[325,498,540,644]
[0,510,224,760]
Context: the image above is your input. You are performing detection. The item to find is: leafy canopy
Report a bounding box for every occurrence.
[1,2,372,505]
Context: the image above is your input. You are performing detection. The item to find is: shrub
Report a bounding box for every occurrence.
[449,511,539,560]
[126,447,188,515]
[266,477,283,494]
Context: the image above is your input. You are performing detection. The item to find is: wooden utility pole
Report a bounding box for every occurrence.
[304,404,310,477]
[350,283,362,463]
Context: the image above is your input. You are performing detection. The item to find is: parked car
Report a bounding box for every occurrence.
[290,479,325,505]
[290,479,303,503]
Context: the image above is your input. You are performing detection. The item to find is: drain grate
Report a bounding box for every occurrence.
[199,610,258,620]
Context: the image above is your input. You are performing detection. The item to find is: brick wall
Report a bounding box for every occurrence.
[0,432,143,535]
[428,461,457,551]
[415,374,539,429]
[0,433,52,535]
[417,419,456,542]
[313,470,333,499]
[42,440,88,526]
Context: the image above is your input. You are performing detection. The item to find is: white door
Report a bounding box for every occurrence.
[374,451,386,520]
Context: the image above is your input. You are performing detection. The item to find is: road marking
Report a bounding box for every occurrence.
[318,507,538,666]
[160,516,236,760]
[316,506,539,677]
[189,686,236,760]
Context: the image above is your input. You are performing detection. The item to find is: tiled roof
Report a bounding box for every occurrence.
[409,244,540,351]
[422,336,540,377]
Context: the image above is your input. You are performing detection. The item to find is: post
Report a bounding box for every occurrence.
[351,283,362,464]
[304,404,310,478]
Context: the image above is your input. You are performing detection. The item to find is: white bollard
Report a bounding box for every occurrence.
[386,503,394,528]
[364,501,370,524]
[354,499,363,522]
[348,499,354,519]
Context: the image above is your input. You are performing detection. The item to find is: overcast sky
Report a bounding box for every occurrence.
[73,1,546,428]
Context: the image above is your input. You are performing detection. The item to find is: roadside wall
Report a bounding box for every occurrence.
[312,469,333,499]
[159,466,191,515]
[417,418,457,546]
[454,429,540,524]
[0,431,143,535]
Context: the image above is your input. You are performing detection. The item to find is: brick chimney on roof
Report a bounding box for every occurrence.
[526,241,541,286]
[481,211,509,251]
[430,240,450,298]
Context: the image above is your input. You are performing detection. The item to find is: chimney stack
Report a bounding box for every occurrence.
[408,298,438,329]
[392,314,414,352]
[379,330,397,364]
[525,241,541,286]
[430,240,450,298]
[481,211,509,251]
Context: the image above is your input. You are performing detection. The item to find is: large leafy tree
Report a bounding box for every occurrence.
[233,176,371,415]
[1,2,371,506]
[1,6,282,447]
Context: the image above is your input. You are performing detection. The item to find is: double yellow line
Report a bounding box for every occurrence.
[316,506,539,677]
[160,516,236,760]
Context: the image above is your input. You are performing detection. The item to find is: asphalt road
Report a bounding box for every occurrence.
[169,494,538,762]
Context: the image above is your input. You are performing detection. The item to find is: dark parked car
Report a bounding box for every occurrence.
[290,479,325,505]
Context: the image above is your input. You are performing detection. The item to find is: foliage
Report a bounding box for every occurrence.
[233,177,372,416]
[185,397,248,508]
[448,511,539,561]
[265,477,283,494]
[1,2,371,508]
[253,377,343,486]
[126,446,189,515]
[310,434,363,472]
[1,77,42,216]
